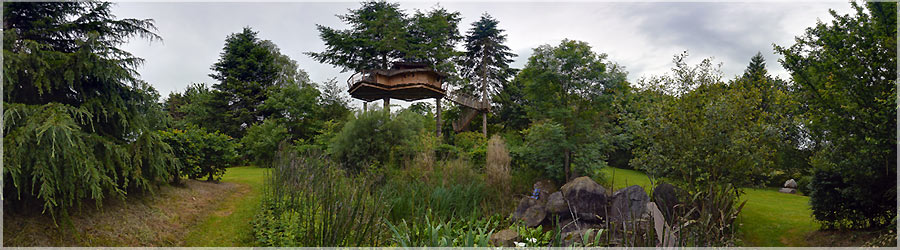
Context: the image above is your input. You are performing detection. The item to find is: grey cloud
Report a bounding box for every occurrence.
[113,1,851,100]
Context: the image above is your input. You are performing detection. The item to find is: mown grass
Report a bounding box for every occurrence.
[738,188,818,246]
[600,167,818,247]
[183,166,269,246]
[600,167,654,191]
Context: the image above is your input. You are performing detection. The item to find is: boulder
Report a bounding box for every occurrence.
[779,187,797,194]
[784,179,798,188]
[489,228,519,247]
[513,197,539,221]
[533,180,556,201]
[546,191,570,216]
[609,185,649,223]
[560,176,608,222]
[522,204,547,227]
[652,182,679,224]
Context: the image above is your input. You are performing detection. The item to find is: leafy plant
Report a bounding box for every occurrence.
[328,110,425,170]
[385,212,499,247]
[159,127,239,181]
[240,119,289,167]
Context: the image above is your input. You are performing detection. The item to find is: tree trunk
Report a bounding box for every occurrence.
[363,101,368,112]
[481,56,488,138]
[383,98,390,112]
[436,97,442,137]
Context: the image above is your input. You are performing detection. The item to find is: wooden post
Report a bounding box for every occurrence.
[436,97,442,137]
[363,101,368,112]
[383,97,390,112]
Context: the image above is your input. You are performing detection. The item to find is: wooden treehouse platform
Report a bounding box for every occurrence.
[347,62,447,102]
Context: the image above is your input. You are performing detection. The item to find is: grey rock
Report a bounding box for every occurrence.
[514,196,539,221]
[522,204,547,227]
[546,191,569,216]
[489,228,519,247]
[652,182,679,224]
[560,176,608,222]
[609,185,649,223]
[784,179,798,188]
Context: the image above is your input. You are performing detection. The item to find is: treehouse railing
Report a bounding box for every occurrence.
[347,71,374,89]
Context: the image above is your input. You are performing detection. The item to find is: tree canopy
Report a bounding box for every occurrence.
[776,2,896,229]
[307,0,462,72]
[3,1,178,219]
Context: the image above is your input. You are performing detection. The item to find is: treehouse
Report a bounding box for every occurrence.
[347,61,490,136]
[347,62,446,102]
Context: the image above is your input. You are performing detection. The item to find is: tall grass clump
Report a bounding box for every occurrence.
[486,135,512,195]
[252,145,389,246]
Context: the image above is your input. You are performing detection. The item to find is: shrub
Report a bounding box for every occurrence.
[454,131,487,165]
[241,119,289,167]
[159,127,239,181]
[328,110,425,170]
[521,120,567,183]
[252,147,388,246]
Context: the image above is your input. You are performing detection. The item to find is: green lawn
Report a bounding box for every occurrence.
[183,166,269,246]
[600,167,817,247]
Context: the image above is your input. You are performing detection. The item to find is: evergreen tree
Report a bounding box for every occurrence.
[460,13,517,97]
[3,1,178,219]
[208,27,279,137]
[308,0,409,71]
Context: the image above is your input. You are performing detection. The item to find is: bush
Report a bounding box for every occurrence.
[160,127,239,181]
[328,110,425,170]
[521,120,567,183]
[241,119,289,167]
[454,131,487,166]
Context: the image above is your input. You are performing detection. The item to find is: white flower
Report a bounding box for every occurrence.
[514,241,526,247]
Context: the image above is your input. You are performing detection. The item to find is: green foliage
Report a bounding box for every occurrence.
[630,52,776,189]
[518,39,624,181]
[385,213,499,247]
[453,132,487,165]
[459,13,517,96]
[159,127,239,181]
[776,2,896,229]
[171,83,230,132]
[252,149,388,246]
[521,120,567,183]
[260,81,321,140]
[308,0,461,72]
[208,27,280,138]
[240,119,289,167]
[2,1,179,220]
[328,110,425,170]
[513,224,554,247]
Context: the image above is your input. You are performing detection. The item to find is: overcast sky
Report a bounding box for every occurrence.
[113,1,852,108]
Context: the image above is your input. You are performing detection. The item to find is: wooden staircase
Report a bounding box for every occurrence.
[446,90,489,133]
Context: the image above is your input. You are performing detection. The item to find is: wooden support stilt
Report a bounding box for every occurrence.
[383,98,390,112]
[436,97,442,137]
